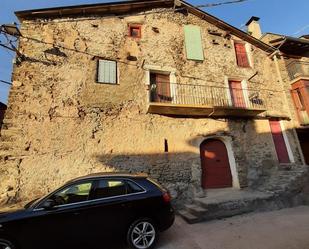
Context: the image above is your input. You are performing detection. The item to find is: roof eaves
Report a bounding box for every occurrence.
[15,0,174,21]
[178,0,275,53]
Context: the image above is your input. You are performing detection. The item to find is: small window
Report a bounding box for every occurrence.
[126,180,144,194]
[45,181,93,206]
[234,42,250,68]
[129,24,142,38]
[97,59,117,84]
[93,179,127,199]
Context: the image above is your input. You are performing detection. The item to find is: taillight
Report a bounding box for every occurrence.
[162,192,171,203]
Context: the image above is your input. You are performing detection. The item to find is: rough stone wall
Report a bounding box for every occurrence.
[0,9,303,207]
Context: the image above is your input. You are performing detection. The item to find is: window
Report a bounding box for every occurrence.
[128,24,142,38]
[45,181,93,206]
[93,179,127,199]
[229,80,246,108]
[92,179,143,199]
[126,180,144,194]
[291,81,309,125]
[296,89,305,110]
[97,59,117,84]
[149,72,171,103]
[234,42,250,68]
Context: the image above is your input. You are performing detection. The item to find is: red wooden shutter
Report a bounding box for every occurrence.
[269,120,290,164]
[156,74,171,102]
[235,43,250,67]
[229,81,246,108]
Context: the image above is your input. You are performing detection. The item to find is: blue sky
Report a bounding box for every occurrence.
[0,0,308,103]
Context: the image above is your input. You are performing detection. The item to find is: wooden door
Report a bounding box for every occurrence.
[269,120,290,163]
[200,139,233,189]
[229,81,246,108]
[150,73,171,102]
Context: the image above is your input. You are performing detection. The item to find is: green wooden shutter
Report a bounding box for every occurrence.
[98,60,117,84]
[184,25,204,61]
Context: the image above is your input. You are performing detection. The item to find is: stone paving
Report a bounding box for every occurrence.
[120,206,309,249]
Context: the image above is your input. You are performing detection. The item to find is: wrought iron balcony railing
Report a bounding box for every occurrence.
[148,82,268,117]
[287,61,309,81]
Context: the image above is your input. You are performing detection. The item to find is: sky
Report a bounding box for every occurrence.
[0,0,308,104]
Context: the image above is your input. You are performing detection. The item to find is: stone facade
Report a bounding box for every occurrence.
[0,4,305,207]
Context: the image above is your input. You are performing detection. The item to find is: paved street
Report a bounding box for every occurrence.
[132,206,309,249]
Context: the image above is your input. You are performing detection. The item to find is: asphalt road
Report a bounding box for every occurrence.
[154,206,309,249]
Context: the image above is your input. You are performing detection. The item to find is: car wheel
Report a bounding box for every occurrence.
[0,239,15,249]
[127,218,158,249]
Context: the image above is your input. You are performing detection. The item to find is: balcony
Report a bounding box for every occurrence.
[147,82,267,117]
[287,61,309,81]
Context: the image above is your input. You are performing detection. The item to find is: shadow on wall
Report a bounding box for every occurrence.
[95,151,199,206]
[93,118,304,206]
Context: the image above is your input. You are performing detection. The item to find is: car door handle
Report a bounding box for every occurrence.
[73,212,80,215]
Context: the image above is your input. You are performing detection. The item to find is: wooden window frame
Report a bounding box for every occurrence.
[234,41,251,68]
[128,24,142,39]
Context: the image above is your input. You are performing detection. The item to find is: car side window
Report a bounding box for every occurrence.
[46,182,93,206]
[126,180,144,194]
[92,179,127,199]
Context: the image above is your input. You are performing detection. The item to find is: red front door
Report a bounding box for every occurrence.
[269,120,290,164]
[200,139,233,189]
[229,80,246,108]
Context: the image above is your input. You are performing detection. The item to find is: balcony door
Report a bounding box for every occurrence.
[229,80,246,108]
[150,73,171,103]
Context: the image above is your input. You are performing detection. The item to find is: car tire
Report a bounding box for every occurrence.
[127,218,158,249]
[0,239,15,249]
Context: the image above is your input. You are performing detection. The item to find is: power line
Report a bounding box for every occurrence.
[196,0,249,8]
[0,79,12,85]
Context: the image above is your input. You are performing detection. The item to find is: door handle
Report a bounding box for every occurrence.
[73,212,80,215]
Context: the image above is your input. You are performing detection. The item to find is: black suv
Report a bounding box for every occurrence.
[0,173,175,249]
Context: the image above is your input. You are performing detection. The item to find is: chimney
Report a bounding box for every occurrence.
[246,16,262,39]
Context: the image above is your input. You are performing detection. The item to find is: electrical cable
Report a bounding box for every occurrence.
[0,79,12,85]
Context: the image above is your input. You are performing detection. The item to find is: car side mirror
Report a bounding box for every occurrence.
[41,199,57,210]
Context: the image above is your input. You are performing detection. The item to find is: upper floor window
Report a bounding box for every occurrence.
[184,25,204,61]
[234,42,250,68]
[97,59,117,84]
[291,80,309,125]
[128,24,142,38]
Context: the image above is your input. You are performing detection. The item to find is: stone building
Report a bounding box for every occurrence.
[0,0,307,213]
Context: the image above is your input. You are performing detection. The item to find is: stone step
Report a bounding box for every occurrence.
[178,210,201,224]
[179,189,277,224]
[185,204,208,217]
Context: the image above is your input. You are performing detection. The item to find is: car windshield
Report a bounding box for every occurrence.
[24,197,41,209]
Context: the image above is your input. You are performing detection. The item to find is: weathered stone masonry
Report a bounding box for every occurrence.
[0,2,305,207]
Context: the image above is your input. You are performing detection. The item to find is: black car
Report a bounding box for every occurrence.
[0,173,175,249]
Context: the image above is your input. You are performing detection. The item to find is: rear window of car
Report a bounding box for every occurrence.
[126,180,144,194]
[92,179,144,200]
[93,179,126,199]
[147,178,166,192]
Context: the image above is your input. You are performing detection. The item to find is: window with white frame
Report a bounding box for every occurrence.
[97,59,117,84]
